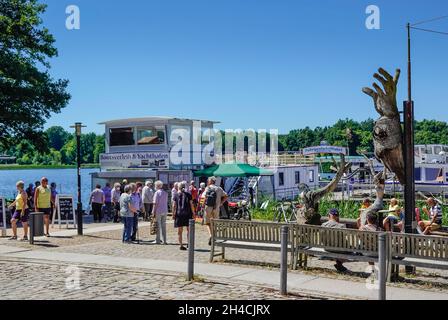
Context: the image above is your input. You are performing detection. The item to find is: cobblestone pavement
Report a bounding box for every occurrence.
[1,220,448,294]
[0,259,319,300]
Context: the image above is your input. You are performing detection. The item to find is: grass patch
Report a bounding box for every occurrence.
[253,197,448,225]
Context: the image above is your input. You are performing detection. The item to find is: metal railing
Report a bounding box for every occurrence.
[214,152,315,167]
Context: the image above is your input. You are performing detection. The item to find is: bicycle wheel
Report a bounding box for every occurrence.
[273,206,282,222]
[243,208,251,221]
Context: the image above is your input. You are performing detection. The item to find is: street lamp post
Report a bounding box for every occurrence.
[71,122,86,236]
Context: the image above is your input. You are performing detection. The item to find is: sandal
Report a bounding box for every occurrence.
[20,236,28,241]
[8,236,17,240]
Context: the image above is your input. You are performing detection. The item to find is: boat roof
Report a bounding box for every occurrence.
[99,116,220,126]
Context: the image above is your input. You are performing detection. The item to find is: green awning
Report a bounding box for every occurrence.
[194,163,274,177]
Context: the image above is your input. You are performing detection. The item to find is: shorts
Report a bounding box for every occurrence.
[38,208,52,216]
[204,206,219,225]
[12,209,30,223]
[420,221,442,232]
[385,216,400,223]
[385,212,404,223]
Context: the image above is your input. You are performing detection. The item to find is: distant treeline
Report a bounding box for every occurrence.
[0,126,105,165]
[278,119,448,155]
[1,119,447,166]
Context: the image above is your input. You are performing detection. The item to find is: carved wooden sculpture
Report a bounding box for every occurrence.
[297,154,351,225]
[362,68,406,184]
[359,156,387,226]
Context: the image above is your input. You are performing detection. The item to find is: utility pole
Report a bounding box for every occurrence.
[403,23,416,274]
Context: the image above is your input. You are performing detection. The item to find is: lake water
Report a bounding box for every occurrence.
[0,168,99,207]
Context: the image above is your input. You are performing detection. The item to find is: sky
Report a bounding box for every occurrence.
[42,0,448,134]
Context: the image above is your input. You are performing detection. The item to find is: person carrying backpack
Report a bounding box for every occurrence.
[172,181,195,250]
[202,176,228,246]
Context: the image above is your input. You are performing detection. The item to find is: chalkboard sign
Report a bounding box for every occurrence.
[53,195,76,228]
[0,197,6,236]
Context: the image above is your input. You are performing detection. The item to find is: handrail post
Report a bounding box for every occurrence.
[280,225,289,295]
[378,232,387,300]
[29,212,34,245]
[187,219,195,281]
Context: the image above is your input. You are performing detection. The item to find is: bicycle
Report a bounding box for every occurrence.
[274,199,300,223]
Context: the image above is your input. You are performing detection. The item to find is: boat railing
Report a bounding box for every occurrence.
[214,152,315,167]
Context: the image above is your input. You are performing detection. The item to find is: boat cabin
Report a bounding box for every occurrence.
[91,116,218,188]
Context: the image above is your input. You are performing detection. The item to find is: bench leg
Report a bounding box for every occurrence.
[209,240,215,263]
[304,254,308,269]
[298,253,303,268]
[392,264,399,281]
[290,249,296,270]
[387,260,392,283]
[221,246,225,260]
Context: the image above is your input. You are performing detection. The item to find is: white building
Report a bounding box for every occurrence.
[91,116,218,188]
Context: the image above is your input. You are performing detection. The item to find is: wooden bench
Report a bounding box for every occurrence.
[210,220,448,279]
[210,219,296,268]
[295,225,448,278]
[389,232,448,274]
[293,224,381,270]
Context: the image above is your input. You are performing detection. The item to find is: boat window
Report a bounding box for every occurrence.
[279,172,284,186]
[309,170,315,183]
[434,146,442,155]
[443,146,448,153]
[414,147,420,156]
[425,147,433,154]
[137,127,165,145]
[109,127,134,146]
[425,168,441,181]
[295,171,301,184]
[414,167,421,181]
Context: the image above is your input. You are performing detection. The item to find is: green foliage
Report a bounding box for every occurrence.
[279,118,446,156]
[46,126,70,150]
[414,120,448,145]
[1,126,105,165]
[252,198,448,225]
[0,0,71,151]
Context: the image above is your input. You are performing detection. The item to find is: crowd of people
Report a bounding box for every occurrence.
[323,196,444,272]
[88,176,227,250]
[7,177,59,241]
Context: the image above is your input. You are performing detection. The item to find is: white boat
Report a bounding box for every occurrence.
[385,145,448,195]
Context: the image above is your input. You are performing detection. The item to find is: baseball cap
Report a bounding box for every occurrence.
[329,208,339,216]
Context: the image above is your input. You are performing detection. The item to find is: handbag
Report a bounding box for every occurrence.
[150,214,158,235]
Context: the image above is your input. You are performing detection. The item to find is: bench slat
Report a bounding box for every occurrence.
[211,220,448,272]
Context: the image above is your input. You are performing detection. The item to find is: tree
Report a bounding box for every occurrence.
[46,126,70,151]
[60,138,76,164]
[0,0,71,151]
[93,135,105,163]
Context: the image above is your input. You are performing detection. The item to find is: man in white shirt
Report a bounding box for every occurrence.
[142,180,155,221]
